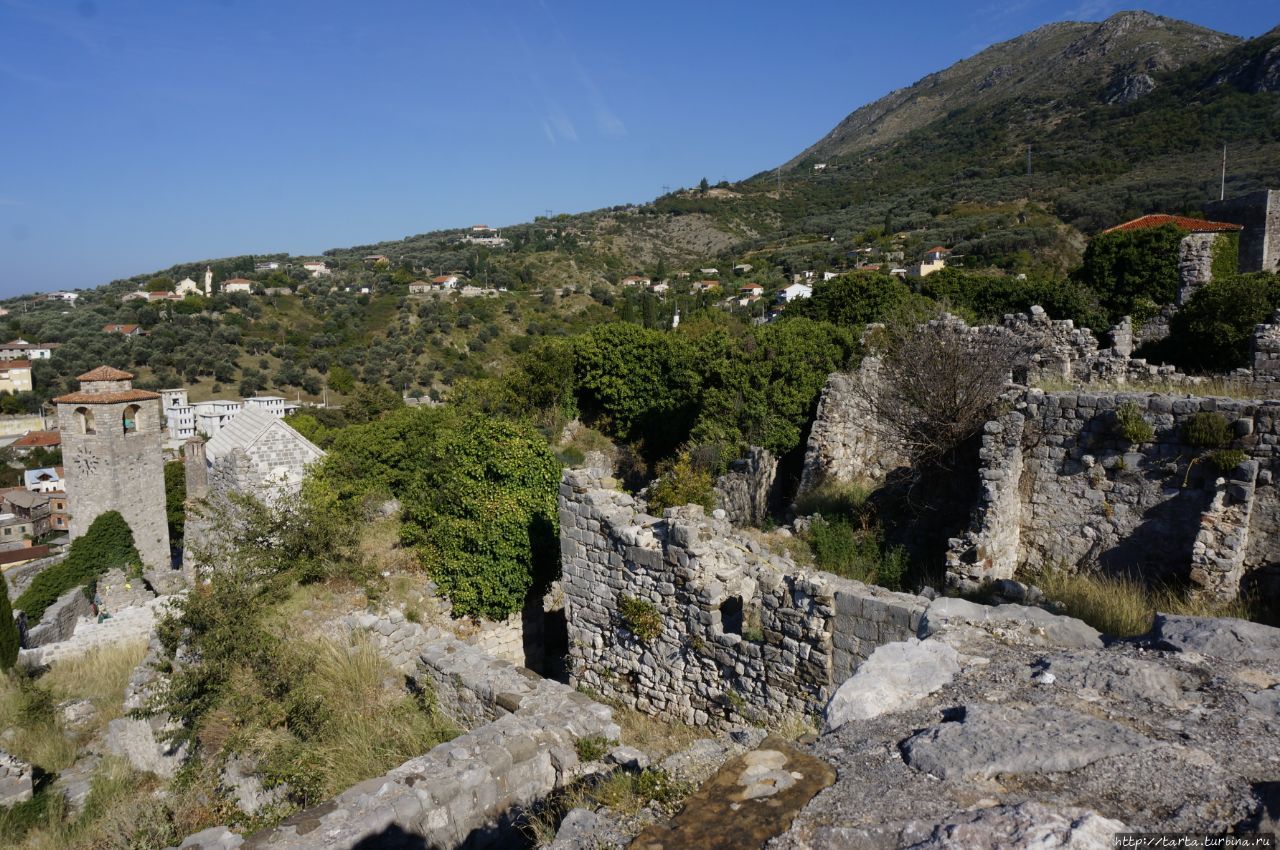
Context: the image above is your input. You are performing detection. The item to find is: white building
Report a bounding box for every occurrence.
[245,396,287,417]
[160,388,197,442]
[194,400,244,436]
[175,277,202,297]
[254,261,282,272]
[303,261,331,276]
[0,340,57,360]
[24,467,64,494]
[45,292,78,304]
[222,278,254,294]
[432,274,460,289]
[778,283,813,302]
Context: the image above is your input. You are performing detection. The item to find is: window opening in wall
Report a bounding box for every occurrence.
[123,404,140,434]
[720,596,744,635]
[76,406,95,435]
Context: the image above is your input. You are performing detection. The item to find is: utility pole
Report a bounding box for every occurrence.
[775,166,781,194]
[1220,144,1227,201]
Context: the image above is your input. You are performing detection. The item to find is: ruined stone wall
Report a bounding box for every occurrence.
[946,388,1280,599]
[1176,232,1219,305]
[173,623,620,850]
[559,468,927,728]
[1207,190,1280,273]
[713,446,779,526]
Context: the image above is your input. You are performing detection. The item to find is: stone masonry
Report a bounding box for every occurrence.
[169,622,620,850]
[1206,189,1280,274]
[945,388,1280,599]
[0,750,33,808]
[559,467,927,728]
[56,366,170,570]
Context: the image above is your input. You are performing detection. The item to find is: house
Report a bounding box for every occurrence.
[254,261,282,272]
[302,261,332,276]
[822,271,839,281]
[408,281,432,294]
[620,276,651,287]
[12,430,60,454]
[432,274,461,289]
[193,399,244,436]
[245,396,287,417]
[0,511,35,549]
[3,489,53,537]
[649,282,670,295]
[121,291,149,302]
[733,263,753,274]
[45,292,79,304]
[103,323,143,336]
[147,290,183,302]
[813,163,827,171]
[160,388,196,442]
[175,277,202,297]
[922,246,952,263]
[23,467,64,494]
[739,284,765,297]
[363,255,390,266]
[778,283,812,303]
[0,361,33,394]
[0,340,58,360]
[263,287,291,296]
[693,280,719,293]
[908,258,947,278]
[222,278,254,294]
[699,268,719,276]
[471,224,495,233]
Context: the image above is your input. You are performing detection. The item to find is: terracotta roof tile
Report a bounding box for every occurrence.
[1102,214,1244,235]
[13,431,60,448]
[77,365,134,381]
[53,389,160,404]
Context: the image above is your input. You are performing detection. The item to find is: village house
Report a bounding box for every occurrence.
[11,430,60,455]
[778,282,813,302]
[699,267,719,276]
[739,283,764,298]
[103,323,143,336]
[649,281,670,295]
[408,281,433,294]
[0,340,58,360]
[45,292,78,305]
[175,277,202,297]
[0,361,33,394]
[221,278,254,294]
[147,291,183,302]
[363,255,390,266]
[3,489,55,537]
[254,261,282,272]
[733,263,753,274]
[23,467,64,494]
[822,271,839,281]
[620,275,651,287]
[302,261,332,276]
[0,510,35,549]
[120,291,148,302]
[432,274,461,289]
[693,280,719,293]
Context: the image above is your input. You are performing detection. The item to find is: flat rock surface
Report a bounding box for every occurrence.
[1147,613,1280,664]
[771,615,1280,848]
[825,639,961,732]
[632,736,834,850]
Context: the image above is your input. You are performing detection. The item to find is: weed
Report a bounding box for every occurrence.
[618,596,663,642]
[1114,403,1155,445]
[574,735,612,763]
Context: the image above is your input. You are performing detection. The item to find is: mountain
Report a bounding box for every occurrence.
[789,11,1240,166]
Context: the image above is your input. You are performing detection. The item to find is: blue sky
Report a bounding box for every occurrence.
[0,0,1275,295]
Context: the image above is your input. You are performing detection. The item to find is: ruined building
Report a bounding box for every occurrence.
[1206,188,1280,273]
[54,366,170,569]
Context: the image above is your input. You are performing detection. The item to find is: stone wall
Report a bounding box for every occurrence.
[945,388,1280,598]
[559,468,927,728]
[22,585,92,648]
[0,750,32,808]
[173,624,620,850]
[1207,189,1280,273]
[713,447,779,526]
[3,553,67,598]
[1176,232,1219,305]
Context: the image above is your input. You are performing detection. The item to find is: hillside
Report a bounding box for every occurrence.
[2,11,1277,413]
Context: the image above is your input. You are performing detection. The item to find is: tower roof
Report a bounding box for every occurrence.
[77,365,134,382]
[53,388,160,405]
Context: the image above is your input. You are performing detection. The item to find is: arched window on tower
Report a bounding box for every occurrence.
[75,406,95,435]
[123,404,140,435]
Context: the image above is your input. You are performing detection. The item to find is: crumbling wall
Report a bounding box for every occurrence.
[559,468,926,728]
[713,446,779,526]
[946,388,1280,598]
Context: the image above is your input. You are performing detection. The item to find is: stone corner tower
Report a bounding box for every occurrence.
[55,365,171,570]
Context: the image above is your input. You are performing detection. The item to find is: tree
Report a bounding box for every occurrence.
[1161,272,1280,371]
[165,461,186,544]
[1074,225,1184,322]
[698,177,710,193]
[0,575,18,671]
[147,275,175,292]
[15,511,141,621]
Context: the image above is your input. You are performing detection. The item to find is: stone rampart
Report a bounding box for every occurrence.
[713,446,779,527]
[3,553,68,598]
[559,468,927,728]
[167,620,621,850]
[946,388,1280,598]
[22,585,92,648]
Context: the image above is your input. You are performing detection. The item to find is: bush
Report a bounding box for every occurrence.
[1208,448,1248,472]
[618,596,662,642]
[1114,403,1155,445]
[0,576,16,671]
[1182,412,1232,449]
[806,517,907,590]
[15,511,140,621]
[645,451,715,515]
[574,735,612,762]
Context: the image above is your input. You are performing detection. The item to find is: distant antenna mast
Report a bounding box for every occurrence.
[775,166,781,194]
[1220,144,1227,201]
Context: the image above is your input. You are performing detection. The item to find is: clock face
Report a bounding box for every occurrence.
[74,447,99,476]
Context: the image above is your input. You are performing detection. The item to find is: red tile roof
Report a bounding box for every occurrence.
[53,389,160,405]
[1102,214,1244,235]
[1,360,31,370]
[102,323,141,334]
[13,431,60,448]
[77,365,134,381]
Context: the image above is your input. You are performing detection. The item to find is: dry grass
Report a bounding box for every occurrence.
[43,640,147,728]
[1025,568,1257,637]
[1033,375,1266,401]
[603,701,703,760]
[0,675,78,774]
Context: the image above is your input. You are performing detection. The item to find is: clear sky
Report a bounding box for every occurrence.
[0,0,1275,295]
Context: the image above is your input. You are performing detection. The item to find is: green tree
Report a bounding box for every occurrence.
[146,275,175,292]
[1161,273,1280,371]
[16,511,141,621]
[786,273,929,329]
[165,461,186,544]
[0,576,18,671]
[1074,225,1184,322]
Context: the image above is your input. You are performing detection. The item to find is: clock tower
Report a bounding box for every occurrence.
[55,366,171,569]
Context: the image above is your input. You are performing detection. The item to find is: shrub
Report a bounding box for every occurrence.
[0,576,16,671]
[1208,448,1248,472]
[645,451,715,515]
[618,596,662,642]
[574,735,612,762]
[1114,403,1154,445]
[806,517,906,591]
[15,511,140,622]
[1182,412,1232,449]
